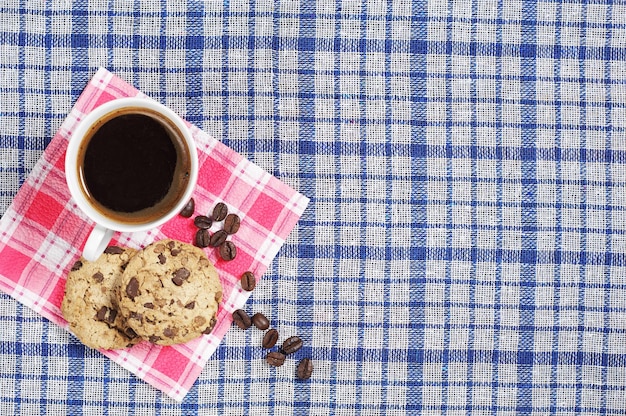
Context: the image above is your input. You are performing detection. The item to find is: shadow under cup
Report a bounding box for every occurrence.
[75,106,194,226]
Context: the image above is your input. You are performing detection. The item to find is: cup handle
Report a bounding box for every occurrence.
[83,224,115,261]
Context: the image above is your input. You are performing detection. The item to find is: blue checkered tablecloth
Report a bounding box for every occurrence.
[2,0,626,415]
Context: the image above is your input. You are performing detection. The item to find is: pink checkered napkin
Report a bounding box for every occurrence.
[0,67,309,401]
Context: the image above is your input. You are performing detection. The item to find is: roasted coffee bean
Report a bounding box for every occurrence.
[223,213,241,234]
[209,230,228,247]
[219,241,237,261]
[126,277,139,300]
[71,261,82,271]
[232,309,252,329]
[266,351,286,367]
[195,228,210,248]
[296,358,313,380]
[179,198,195,217]
[172,268,190,286]
[240,271,256,291]
[194,215,213,229]
[104,246,124,255]
[282,336,303,354]
[213,202,228,221]
[92,272,104,283]
[262,328,279,348]
[252,312,270,330]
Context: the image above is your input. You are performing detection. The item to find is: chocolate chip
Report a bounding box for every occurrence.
[195,229,210,248]
[92,272,104,283]
[202,318,217,334]
[104,246,124,255]
[176,267,190,279]
[95,306,107,321]
[125,327,138,339]
[148,335,161,343]
[171,248,181,256]
[219,241,237,261]
[212,202,228,221]
[167,241,175,250]
[130,312,143,321]
[194,215,213,229]
[209,230,228,247]
[193,316,206,326]
[179,198,195,217]
[107,309,118,323]
[172,268,190,286]
[266,351,286,367]
[232,309,252,329]
[282,336,303,355]
[223,214,240,234]
[143,302,154,309]
[184,301,196,309]
[71,261,82,271]
[126,277,139,300]
[241,271,256,291]
[262,328,279,349]
[158,253,166,264]
[121,261,129,271]
[163,327,178,338]
[252,312,269,330]
[296,358,313,380]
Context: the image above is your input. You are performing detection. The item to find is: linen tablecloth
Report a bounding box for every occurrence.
[1,1,626,415]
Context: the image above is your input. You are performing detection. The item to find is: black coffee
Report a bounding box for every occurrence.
[78,109,191,224]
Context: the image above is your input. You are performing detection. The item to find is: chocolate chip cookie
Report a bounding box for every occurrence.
[116,239,222,346]
[61,246,140,350]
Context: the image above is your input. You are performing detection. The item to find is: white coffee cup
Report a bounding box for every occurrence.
[65,97,198,261]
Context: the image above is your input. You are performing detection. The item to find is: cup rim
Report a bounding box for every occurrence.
[65,97,198,233]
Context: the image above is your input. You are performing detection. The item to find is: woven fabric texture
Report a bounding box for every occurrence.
[1,0,626,415]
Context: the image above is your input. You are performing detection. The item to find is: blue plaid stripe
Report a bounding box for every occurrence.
[2,0,626,414]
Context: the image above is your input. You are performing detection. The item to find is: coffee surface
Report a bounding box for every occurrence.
[82,114,177,213]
